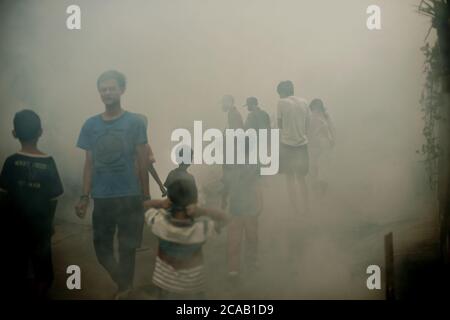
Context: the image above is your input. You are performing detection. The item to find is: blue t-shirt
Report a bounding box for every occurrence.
[76,111,147,198]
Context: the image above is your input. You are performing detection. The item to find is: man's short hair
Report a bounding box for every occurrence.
[310,98,325,112]
[97,70,126,89]
[14,109,42,142]
[167,178,198,208]
[222,94,235,104]
[245,97,258,107]
[277,80,294,96]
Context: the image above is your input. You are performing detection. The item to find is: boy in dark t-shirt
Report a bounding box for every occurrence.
[0,110,64,299]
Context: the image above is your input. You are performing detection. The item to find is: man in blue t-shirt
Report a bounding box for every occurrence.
[75,70,150,299]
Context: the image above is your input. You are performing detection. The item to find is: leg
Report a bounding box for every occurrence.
[296,173,309,215]
[117,196,144,291]
[227,216,244,274]
[31,236,54,299]
[285,173,300,214]
[296,146,310,215]
[157,287,171,300]
[117,246,136,291]
[92,199,120,287]
[9,232,31,299]
[281,143,299,214]
[309,149,320,195]
[243,215,259,271]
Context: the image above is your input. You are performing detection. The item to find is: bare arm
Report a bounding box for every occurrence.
[187,205,230,224]
[148,163,167,196]
[143,198,170,211]
[82,151,92,196]
[277,102,283,129]
[75,151,92,219]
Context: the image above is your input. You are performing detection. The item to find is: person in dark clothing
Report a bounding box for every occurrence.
[243,97,271,131]
[0,109,64,299]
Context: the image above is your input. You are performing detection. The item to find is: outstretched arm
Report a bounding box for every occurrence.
[143,198,170,211]
[187,205,230,224]
[148,163,167,196]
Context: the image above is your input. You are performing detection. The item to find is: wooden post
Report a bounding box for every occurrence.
[385,232,395,300]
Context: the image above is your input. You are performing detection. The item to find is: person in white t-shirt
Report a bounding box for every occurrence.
[276,80,311,215]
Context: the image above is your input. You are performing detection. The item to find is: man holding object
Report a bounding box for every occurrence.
[74,70,149,299]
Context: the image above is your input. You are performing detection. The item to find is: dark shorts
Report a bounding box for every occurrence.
[92,196,145,249]
[279,143,309,176]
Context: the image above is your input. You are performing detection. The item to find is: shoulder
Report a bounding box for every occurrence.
[82,114,101,128]
[144,208,168,225]
[127,112,147,126]
[46,156,59,167]
[277,98,291,109]
[3,154,18,163]
[229,108,241,118]
[1,154,17,169]
[294,96,309,108]
[260,109,270,118]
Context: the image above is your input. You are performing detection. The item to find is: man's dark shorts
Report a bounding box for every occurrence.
[92,196,144,249]
[279,143,309,176]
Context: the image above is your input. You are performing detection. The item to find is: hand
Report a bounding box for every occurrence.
[161,198,171,209]
[143,198,171,210]
[160,185,167,197]
[75,198,89,219]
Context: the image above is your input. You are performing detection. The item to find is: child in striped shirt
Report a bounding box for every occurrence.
[143,178,229,299]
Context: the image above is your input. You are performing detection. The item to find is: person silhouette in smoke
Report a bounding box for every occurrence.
[220,94,244,210]
[74,70,150,299]
[1,110,64,299]
[308,98,335,197]
[276,80,310,216]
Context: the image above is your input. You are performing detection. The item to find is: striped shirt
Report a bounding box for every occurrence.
[145,208,217,294]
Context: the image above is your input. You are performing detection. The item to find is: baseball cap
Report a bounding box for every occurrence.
[243,96,258,107]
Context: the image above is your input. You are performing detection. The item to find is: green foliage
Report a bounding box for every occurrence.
[417,0,448,189]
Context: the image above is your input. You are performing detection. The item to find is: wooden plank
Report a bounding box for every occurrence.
[385,232,395,300]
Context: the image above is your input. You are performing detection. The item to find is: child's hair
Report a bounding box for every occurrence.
[309,98,328,118]
[13,109,42,142]
[167,178,198,213]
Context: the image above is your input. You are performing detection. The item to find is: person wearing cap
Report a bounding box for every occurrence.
[243,97,271,131]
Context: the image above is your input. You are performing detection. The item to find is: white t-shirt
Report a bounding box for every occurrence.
[277,96,310,146]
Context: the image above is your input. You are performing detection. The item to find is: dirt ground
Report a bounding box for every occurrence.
[50,177,399,300]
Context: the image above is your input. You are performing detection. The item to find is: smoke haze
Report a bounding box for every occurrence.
[0,0,437,299]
